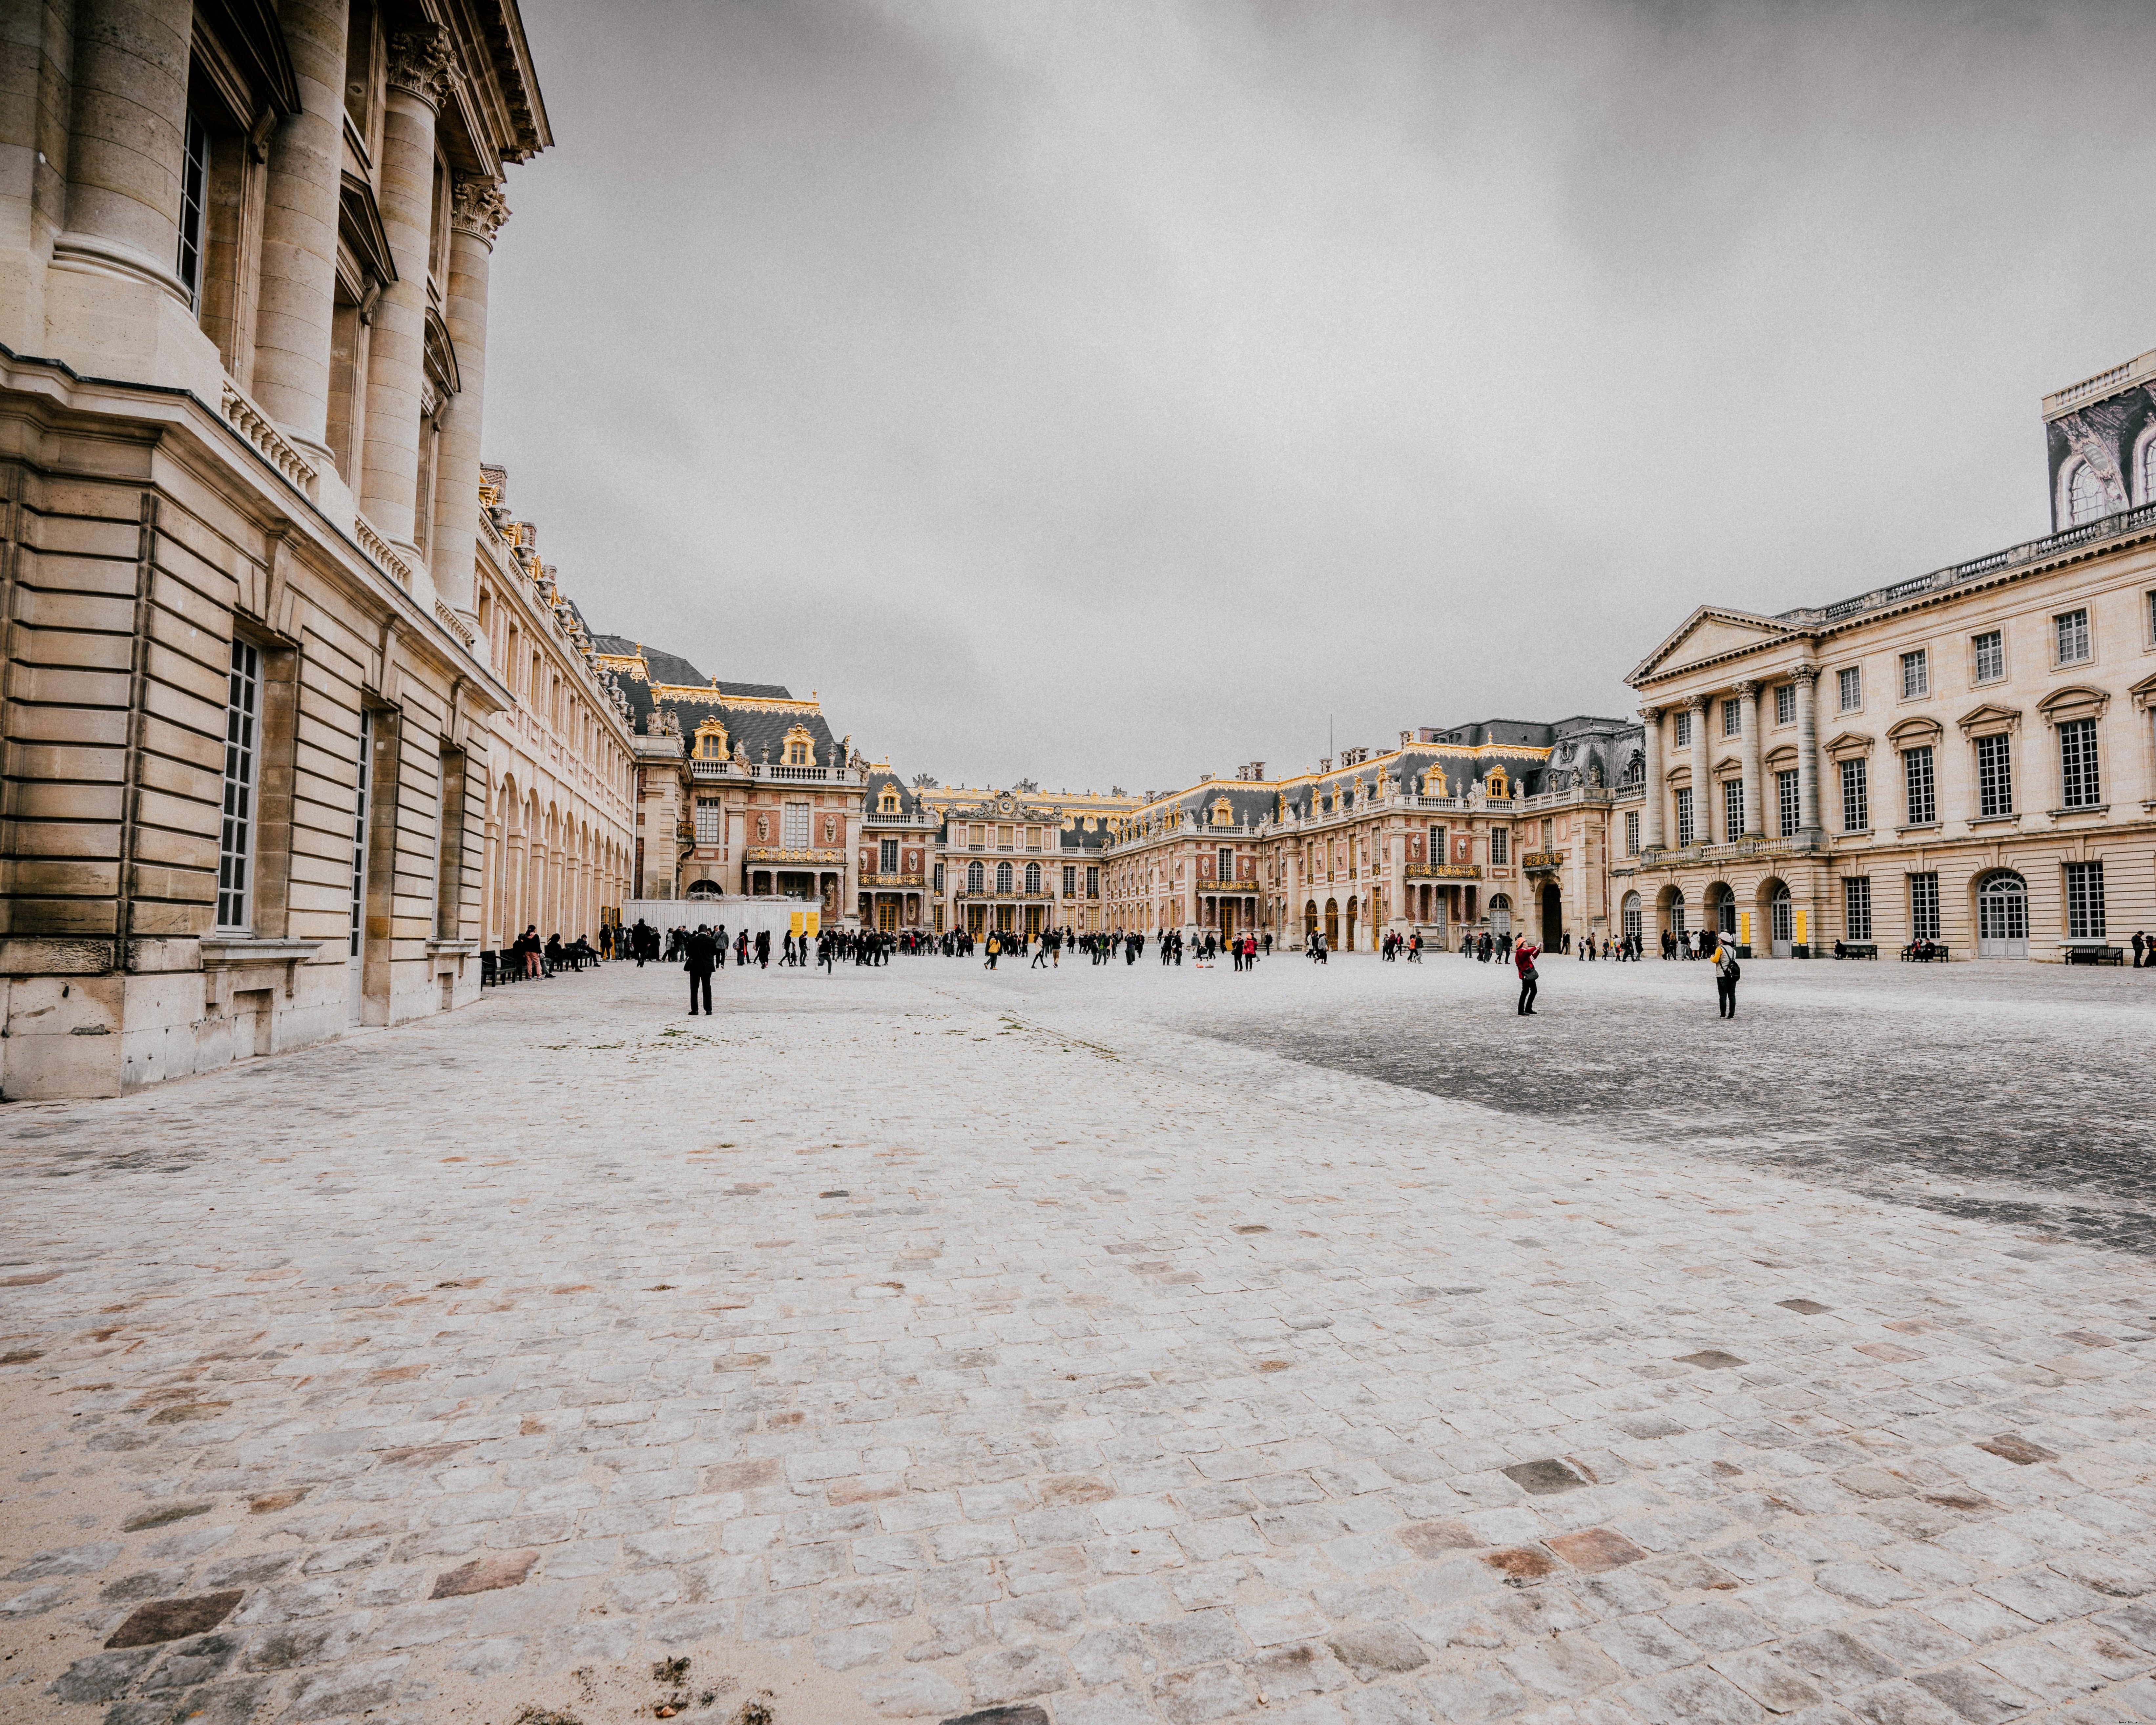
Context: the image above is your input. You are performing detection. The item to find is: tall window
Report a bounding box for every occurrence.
[177,112,209,312]
[1840,758,1868,832]
[1490,827,1510,865]
[1624,810,1639,855]
[1775,684,1795,726]
[1844,877,1872,941]
[349,710,372,956]
[2055,608,2091,665]
[2141,437,2156,505]
[2065,862,2106,938]
[1217,846,1233,880]
[880,837,899,872]
[1024,862,1041,893]
[1086,866,1099,897]
[217,639,261,929]
[1777,769,1799,838]
[1900,649,1928,700]
[1674,787,1694,847]
[995,861,1013,893]
[1722,779,1743,842]
[1722,697,1742,738]
[1063,864,1077,897]
[1909,872,1940,941]
[2058,718,2101,808]
[694,798,720,844]
[1838,667,1861,712]
[1903,746,1935,825]
[1973,629,2004,683]
[782,802,810,848]
[2065,462,2107,526]
[1976,733,2013,817]
[966,860,984,892]
[1673,710,1692,748]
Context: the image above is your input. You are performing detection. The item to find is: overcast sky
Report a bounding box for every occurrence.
[486,0,2156,795]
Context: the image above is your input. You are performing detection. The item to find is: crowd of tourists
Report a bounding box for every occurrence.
[558,910,1769,1022]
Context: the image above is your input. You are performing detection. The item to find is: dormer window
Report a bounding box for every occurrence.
[692,720,727,760]
[879,790,899,814]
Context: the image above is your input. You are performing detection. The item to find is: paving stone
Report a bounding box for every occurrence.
[6,962,2156,1723]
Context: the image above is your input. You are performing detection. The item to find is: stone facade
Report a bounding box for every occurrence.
[1622,352,2156,962]
[0,0,556,1095]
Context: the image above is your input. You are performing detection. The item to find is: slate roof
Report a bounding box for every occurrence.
[590,634,843,768]
[861,769,924,822]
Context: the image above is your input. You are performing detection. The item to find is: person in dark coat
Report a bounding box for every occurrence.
[684,925,719,1014]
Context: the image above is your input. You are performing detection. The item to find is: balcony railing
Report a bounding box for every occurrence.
[691,759,860,784]
[743,847,843,865]
[859,873,926,889]
[955,889,1057,901]
[1405,863,1481,880]
[1637,834,1823,866]
[1782,501,2156,628]
[1197,880,1261,894]
[1522,851,1564,871]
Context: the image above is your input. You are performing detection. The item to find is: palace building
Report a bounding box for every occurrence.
[1099,720,1641,953]
[0,0,557,1095]
[921,785,1137,939]
[591,637,867,924]
[1620,348,2156,961]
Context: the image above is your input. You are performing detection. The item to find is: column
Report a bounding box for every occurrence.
[428,177,509,627]
[1794,664,1822,836]
[1640,707,1665,849]
[252,0,349,464]
[1688,695,1711,845]
[359,25,452,563]
[55,0,192,293]
[1737,680,1764,838]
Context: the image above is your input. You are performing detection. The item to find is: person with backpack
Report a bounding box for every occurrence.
[1712,937,1740,1018]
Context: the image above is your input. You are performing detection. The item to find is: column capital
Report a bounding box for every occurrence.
[387,24,456,110]
[451,178,511,248]
[1734,679,1760,699]
[1791,662,1822,685]
[1639,704,1663,723]
[1685,693,1710,712]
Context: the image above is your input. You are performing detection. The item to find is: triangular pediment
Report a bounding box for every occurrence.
[1630,607,1803,686]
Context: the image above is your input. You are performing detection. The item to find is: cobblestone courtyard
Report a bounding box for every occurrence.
[4,955,2155,1725]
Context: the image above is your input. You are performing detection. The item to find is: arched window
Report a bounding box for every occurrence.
[1977,870,2028,957]
[1024,862,1041,893]
[966,860,984,893]
[996,861,1013,893]
[2139,434,2156,505]
[1621,890,1642,944]
[2065,460,2108,527]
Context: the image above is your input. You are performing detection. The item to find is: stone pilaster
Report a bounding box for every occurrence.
[427,177,508,631]
[358,24,451,564]
[252,0,350,466]
[1794,664,1822,836]
[1640,706,1664,850]
[1737,679,1763,838]
[1688,694,1711,845]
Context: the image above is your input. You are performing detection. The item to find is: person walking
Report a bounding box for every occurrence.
[985,932,1001,970]
[754,929,771,969]
[2136,930,2148,969]
[684,924,719,1015]
[1712,936,1740,1018]
[1514,937,1540,1016]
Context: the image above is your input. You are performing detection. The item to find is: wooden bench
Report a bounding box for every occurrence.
[2066,945,2125,966]
[1838,942,1879,959]
[1897,944,1947,962]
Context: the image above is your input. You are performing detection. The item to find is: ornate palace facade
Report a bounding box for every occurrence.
[0,0,558,1095]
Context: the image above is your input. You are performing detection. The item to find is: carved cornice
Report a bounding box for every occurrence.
[451,178,511,247]
[387,25,455,110]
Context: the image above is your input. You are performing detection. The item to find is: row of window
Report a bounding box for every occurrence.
[1672,608,2130,751]
[956,861,1102,897]
[1648,717,2097,850]
[1844,865,2105,942]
